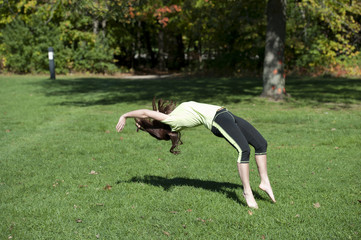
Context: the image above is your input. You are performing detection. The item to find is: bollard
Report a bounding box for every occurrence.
[48,47,56,79]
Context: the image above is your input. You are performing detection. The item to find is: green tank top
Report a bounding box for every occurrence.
[161,101,222,132]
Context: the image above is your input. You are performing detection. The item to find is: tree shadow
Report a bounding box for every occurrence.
[286,76,361,106]
[117,175,266,206]
[38,75,262,106]
[37,75,361,107]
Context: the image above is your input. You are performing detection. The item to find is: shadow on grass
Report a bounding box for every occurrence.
[39,75,263,106]
[38,75,361,107]
[286,76,361,105]
[119,175,266,206]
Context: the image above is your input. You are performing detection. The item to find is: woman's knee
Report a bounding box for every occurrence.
[255,139,267,155]
[238,146,251,163]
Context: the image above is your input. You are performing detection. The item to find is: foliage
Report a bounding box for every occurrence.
[1,75,361,239]
[286,0,361,71]
[0,0,360,74]
[0,17,61,73]
[72,40,118,74]
[0,0,118,74]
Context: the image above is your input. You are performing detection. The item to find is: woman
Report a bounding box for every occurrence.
[116,98,276,209]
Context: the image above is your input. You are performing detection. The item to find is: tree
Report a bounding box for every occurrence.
[0,0,360,75]
[262,0,287,100]
[286,0,361,70]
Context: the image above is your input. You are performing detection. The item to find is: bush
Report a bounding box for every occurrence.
[1,19,34,73]
[1,18,118,74]
[72,39,118,74]
[0,18,63,74]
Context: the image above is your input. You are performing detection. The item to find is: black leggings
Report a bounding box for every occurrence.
[211,109,267,163]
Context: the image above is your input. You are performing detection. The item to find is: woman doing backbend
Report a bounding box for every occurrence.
[116,99,275,209]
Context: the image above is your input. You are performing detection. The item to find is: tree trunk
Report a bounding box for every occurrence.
[157,29,166,71]
[262,0,287,100]
[101,19,106,39]
[141,22,156,68]
[93,18,99,35]
[176,34,185,68]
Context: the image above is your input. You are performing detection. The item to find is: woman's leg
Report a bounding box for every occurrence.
[255,154,276,202]
[232,114,276,203]
[212,111,258,208]
[237,163,258,209]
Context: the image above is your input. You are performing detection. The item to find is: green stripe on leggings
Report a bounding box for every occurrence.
[212,122,245,163]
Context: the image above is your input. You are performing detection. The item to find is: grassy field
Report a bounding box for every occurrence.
[1,74,360,239]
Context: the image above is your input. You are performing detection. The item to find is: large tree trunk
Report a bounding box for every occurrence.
[262,0,287,100]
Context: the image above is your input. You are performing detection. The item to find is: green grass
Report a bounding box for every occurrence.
[1,75,360,239]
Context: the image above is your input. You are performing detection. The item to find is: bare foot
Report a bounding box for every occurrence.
[259,183,276,203]
[243,192,259,209]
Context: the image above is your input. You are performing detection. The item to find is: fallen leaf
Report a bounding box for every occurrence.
[295,214,300,218]
[89,170,98,175]
[76,219,82,223]
[186,209,192,212]
[5,129,11,133]
[196,218,206,223]
[119,136,124,141]
[52,179,63,187]
[261,235,266,240]
[96,203,104,206]
[335,147,339,150]
[162,231,170,236]
[248,210,253,215]
[105,130,110,133]
[313,202,321,208]
[331,128,336,131]
[104,184,112,190]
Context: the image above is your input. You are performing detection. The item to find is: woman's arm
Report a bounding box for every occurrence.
[116,109,168,132]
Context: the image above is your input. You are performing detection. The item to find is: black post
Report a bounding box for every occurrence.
[48,47,55,79]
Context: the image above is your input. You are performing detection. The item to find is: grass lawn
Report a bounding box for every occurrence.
[1,74,360,239]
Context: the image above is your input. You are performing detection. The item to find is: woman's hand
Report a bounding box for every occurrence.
[116,115,126,132]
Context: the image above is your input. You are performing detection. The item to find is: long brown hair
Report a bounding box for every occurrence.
[135,98,182,154]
